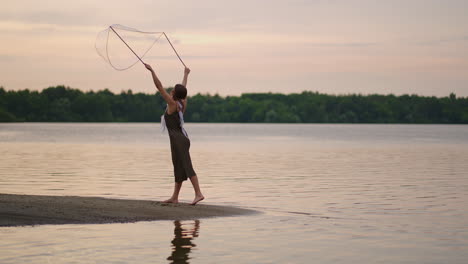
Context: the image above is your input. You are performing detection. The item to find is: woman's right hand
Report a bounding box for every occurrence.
[184,67,191,75]
[144,63,153,72]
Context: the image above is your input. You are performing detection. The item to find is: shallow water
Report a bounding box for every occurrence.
[1,123,468,263]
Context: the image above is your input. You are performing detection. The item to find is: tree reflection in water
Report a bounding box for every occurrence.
[167,220,200,264]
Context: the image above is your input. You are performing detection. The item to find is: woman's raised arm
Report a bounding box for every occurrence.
[144,63,175,106]
[182,67,190,87]
[181,67,190,112]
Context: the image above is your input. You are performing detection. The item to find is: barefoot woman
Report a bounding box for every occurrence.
[145,63,205,205]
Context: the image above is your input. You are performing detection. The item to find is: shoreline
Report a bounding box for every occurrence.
[0,193,257,227]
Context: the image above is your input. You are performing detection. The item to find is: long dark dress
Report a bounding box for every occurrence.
[164,110,196,182]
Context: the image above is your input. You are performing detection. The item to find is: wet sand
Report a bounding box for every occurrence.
[0,193,257,227]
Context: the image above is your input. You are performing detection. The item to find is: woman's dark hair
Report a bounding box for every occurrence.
[173,84,187,100]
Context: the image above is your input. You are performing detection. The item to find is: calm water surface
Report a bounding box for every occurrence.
[1,123,468,263]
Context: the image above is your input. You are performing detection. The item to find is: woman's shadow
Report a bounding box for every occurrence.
[167,220,200,264]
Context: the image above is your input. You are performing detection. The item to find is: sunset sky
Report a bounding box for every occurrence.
[1,0,467,96]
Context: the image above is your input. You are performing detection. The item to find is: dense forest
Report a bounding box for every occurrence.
[1,85,467,123]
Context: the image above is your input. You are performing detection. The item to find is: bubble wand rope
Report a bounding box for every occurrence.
[163,32,187,68]
[109,25,145,65]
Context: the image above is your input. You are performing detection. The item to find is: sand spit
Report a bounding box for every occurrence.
[0,193,257,227]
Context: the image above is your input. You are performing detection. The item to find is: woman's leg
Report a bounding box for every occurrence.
[163,181,183,203]
[189,175,205,205]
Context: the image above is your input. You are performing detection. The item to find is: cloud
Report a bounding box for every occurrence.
[414,35,468,46]
[146,55,228,60]
[0,20,99,34]
[307,42,378,48]
[0,55,17,62]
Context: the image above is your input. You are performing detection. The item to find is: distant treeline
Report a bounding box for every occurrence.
[1,85,467,123]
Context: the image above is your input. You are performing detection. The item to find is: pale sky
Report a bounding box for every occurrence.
[1,0,467,96]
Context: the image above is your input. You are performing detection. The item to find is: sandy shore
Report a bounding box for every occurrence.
[0,193,257,227]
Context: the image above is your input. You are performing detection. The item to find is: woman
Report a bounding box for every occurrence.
[145,63,204,205]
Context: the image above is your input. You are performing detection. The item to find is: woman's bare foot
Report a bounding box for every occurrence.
[190,195,205,205]
[162,198,178,203]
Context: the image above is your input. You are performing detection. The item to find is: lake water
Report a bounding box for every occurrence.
[1,123,468,263]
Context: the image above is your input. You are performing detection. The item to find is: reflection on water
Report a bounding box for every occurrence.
[167,220,200,264]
